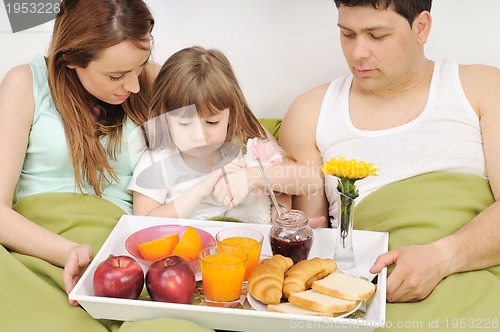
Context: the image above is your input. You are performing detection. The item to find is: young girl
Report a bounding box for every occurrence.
[129,46,285,223]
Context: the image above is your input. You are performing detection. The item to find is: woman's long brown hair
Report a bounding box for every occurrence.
[47,0,154,196]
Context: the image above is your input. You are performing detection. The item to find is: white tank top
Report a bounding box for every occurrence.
[317,59,486,219]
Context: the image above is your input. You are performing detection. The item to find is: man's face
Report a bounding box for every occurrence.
[337,5,421,92]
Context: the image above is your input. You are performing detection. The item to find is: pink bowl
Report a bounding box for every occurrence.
[125,225,215,268]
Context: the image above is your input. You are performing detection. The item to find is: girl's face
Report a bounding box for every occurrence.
[167,107,230,159]
[68,39,151,105]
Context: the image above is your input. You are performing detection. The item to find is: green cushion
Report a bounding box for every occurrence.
[258,118,282,140]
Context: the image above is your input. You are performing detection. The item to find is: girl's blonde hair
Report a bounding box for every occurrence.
[47,0,154,196]
[146,46,267,152]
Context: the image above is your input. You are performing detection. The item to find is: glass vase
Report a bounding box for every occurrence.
[334,192,356,270]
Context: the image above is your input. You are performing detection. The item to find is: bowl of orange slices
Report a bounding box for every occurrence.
[125,225,215,268]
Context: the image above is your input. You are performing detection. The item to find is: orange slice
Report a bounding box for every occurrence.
[137,233,179,261]
[172,226,203,261]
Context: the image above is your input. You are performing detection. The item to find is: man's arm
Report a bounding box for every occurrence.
[370,64,500,302]
[440,64,500,271]
[279,83,331,227]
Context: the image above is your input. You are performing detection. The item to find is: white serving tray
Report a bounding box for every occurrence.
[70,215,388,332]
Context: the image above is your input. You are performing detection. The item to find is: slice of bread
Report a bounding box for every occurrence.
[311,271,376,301]
[267,302,334,317]
[288,289,359,313]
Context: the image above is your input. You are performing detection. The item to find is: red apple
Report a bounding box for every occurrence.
[93,255,144,299]
[146,255,196,304]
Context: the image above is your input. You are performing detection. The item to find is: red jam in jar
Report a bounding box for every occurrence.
[269,209,313,264]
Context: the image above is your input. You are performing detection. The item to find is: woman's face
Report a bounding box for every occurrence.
[69,39,151,105]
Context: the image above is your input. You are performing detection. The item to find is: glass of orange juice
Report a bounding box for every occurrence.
[215,228,263,281]
[198,245,247,308]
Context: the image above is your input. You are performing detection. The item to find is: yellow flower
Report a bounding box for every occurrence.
[322,157,378,247]
[321,156,378,181]
[321,156,378,199]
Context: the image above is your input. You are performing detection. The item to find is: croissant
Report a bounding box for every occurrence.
[248,254,293,304]
[305,259,337,289]
[282,257,336,298]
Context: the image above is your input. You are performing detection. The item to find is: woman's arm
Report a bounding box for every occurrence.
[0,65,80,264]
[0,65,93,301]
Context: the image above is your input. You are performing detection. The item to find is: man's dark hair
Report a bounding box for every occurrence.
[333,0,432,26]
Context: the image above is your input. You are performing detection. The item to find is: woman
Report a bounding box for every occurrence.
[0,0,211,331]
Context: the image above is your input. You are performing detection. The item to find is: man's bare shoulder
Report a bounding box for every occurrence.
[288,82,331,115]
[460,63,500,80]
[280,82,331,150]
[282,82,331,136]
[459,64,500,115]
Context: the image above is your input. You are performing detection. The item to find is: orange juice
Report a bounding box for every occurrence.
[220,237,262,280]
[215,228,264,281]
[199,246,247,307]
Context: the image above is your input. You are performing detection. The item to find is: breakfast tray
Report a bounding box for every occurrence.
[70,215,388,332]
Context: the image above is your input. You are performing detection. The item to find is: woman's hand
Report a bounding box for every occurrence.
[63,244,93,306]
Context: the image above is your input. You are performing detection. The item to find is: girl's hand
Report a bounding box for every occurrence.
[213,168,250,207]
[63,244,93,306]
[220,157,245,174]
[198,159,244,198]
[197,169,224,198]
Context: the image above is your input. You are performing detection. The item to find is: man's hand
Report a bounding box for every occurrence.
[369,243,450,303]
[63,244,93,306]
[308,216,326,228]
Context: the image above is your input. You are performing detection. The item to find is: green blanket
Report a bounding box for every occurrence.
[355,172,500,331]
[1,193,213,332]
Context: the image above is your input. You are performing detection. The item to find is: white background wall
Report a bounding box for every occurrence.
[1,0,499,118]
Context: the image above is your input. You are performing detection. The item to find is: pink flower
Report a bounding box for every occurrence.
[241,138,283,199]
[243,138,284,167]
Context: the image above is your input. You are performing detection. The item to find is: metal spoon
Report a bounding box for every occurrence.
[255,157,282,219]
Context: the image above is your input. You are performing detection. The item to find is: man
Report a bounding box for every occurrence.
[280,0,500,327]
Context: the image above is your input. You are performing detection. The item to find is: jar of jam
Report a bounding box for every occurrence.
[269,209,313,264]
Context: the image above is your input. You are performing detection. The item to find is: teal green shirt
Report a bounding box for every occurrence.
[16,55,145,214]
